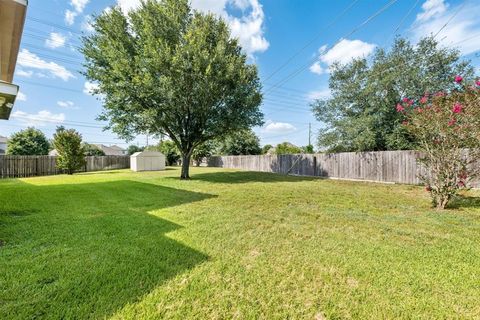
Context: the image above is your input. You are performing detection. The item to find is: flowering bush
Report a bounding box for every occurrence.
[397,77,480,209]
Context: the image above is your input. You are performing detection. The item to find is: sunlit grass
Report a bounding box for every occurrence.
[1,168,479,319]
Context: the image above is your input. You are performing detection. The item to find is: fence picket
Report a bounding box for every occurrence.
[0,155,130,179]
[208,151,430,185]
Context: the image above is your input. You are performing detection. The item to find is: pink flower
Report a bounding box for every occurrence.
[476,79,480,87]
[452,102,463,114]
[415,107,424,113]
[402,97,409,103]
[454,75,463,83]
[458,181,465,188]
[434,91,445,97]
[448,118,456,126]
[420,96,428,104]
[396,104,405,112]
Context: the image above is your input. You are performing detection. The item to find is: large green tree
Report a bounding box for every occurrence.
[274,142,302,155]
[311,37,475,152]
[82,0,263,179]
[53,127,86,175]
[127,145,144,155]
[218,129,261,155]
[83,143,105,156]
[7,127,50,155]
[192,140,217,166]
[157,140,181,166]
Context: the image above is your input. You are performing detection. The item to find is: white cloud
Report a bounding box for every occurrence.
[12,110,66,127]
[411,0,480,56]
[117,0,269,56]
[83,81,99,95]
[306,88,331,101]
[263,120,296,134]
[64,0,89,26]
[223,0,269,55]
[45,32,67,49]
[17,91,27,102]
[310,39,376,75]
[309,62,325,75]
[190,0,226,15]
[57,100,79,110]
[17,49,74,81]
[65,10,77,26]
[71,0,89,13]
[320,39,376,66]
[15,69,33,78]
[416,0,448,22]
[117,0,141,13]
[81,15,95,33]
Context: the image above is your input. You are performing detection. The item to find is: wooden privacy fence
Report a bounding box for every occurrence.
[207,151,430,185]
[0,155,130,178]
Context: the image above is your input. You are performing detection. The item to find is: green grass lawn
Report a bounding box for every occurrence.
[1,168,480,319]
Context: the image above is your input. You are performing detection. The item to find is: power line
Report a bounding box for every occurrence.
[28,16,83,35]
[264,0,400,94]
[387,0,422,44]
[17,80,84,93]
[18,54,84,68]
[22,42,83,59]
[263,0,360,82]
[433,0,467,38]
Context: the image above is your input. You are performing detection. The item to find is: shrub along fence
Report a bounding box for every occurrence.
[0,155,130,178]
[207,150,430,185]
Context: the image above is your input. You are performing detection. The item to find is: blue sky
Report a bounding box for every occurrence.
[4,0,480,148]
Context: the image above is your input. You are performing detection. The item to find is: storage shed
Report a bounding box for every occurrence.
[130,151,166,172]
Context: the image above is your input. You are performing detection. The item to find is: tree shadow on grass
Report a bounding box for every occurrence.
[0,180,214,319]
[448,195,480,209]
[187,170,317,184]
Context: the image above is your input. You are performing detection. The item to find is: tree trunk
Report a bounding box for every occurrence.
[435,194,450,210]
[180,152,192,180]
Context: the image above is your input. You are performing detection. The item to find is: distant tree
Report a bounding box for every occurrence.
[311,37,475,152]
[7,127,49,155]
[158,140,181,166]
[53,127,86,175]
[82,0,263,179]
[192,140,218,166]
[83,143,105,156]
[302,144,315,154]
[218,129,261,155]
[127,145,144,155]
[261,144,273,155]
[275,142,302,155]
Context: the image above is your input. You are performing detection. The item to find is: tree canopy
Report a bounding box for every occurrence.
[192,140,217,166]
[53,127,86,175]
[218,129,261,155]
[156,140,181,166]
[7,127,50,155]
[83,143,105,156]
[82,0,263,178]
[311,37,475,152]
[274,142,302,155]
[127,145,145,155]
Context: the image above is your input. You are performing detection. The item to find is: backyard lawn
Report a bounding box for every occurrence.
[1,167,480,319]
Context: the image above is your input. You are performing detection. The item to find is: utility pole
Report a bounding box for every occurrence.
[308,122,311,146]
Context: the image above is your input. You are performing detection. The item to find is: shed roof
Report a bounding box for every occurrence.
[131,151,165,158]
